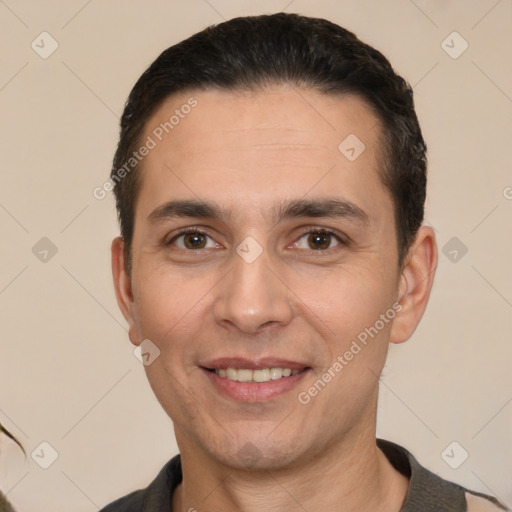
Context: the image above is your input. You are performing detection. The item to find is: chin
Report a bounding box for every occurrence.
[219,447,298,472]
[200,430,312,472]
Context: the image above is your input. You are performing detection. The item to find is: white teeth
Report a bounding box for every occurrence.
[270,368,283,380]
[214,367,303,383]
[253,369,270,382]
[237,369,253,382]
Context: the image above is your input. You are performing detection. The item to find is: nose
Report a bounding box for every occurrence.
[213,243,295,334]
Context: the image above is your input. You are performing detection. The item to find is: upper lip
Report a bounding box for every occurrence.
[201,357,309,371]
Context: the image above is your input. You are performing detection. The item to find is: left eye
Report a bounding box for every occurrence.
[295,231,341,251]
[172,231,218,250]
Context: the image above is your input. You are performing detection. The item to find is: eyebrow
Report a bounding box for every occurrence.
[148,197,370,226]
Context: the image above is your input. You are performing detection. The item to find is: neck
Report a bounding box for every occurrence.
[172,426,409,512]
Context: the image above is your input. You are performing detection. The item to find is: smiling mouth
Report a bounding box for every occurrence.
[208,367,308,383]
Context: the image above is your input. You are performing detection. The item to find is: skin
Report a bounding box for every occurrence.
[112,85,437,511]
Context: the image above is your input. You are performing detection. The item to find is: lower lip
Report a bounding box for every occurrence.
[203,368,310,402]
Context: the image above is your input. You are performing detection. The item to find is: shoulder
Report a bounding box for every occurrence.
[377,439,509,512]
[465,491,510,512]
[99,454,182,512]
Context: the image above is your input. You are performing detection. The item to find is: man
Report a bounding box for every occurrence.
[102,13,507,511]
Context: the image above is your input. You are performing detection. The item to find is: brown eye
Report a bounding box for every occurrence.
[170,231,217,250]
[183,232,207,249]
[295,230,341,251]
[308,232,331,250]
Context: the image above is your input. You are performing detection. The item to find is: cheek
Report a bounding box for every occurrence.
[131,266,203,347]
[290,263,398,346]
[131,270,212,412]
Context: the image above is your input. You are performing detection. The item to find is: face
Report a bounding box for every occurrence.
[112,85,435,471]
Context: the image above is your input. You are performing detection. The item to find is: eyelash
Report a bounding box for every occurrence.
[165,226,347,252]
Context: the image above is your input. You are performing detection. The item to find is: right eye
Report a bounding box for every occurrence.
[167,230,220,250]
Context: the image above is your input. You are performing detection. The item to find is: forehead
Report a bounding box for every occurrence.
[135,86,390,223]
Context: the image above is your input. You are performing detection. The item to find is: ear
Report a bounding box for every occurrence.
[111,236,141,346]
[390,226,438,344]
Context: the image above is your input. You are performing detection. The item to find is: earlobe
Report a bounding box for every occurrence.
[390,226,438,345]
[111,237,140,346]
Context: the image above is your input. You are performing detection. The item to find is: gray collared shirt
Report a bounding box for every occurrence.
[99,439,508,511]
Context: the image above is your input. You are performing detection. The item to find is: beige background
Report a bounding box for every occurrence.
[0,0,511,510]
